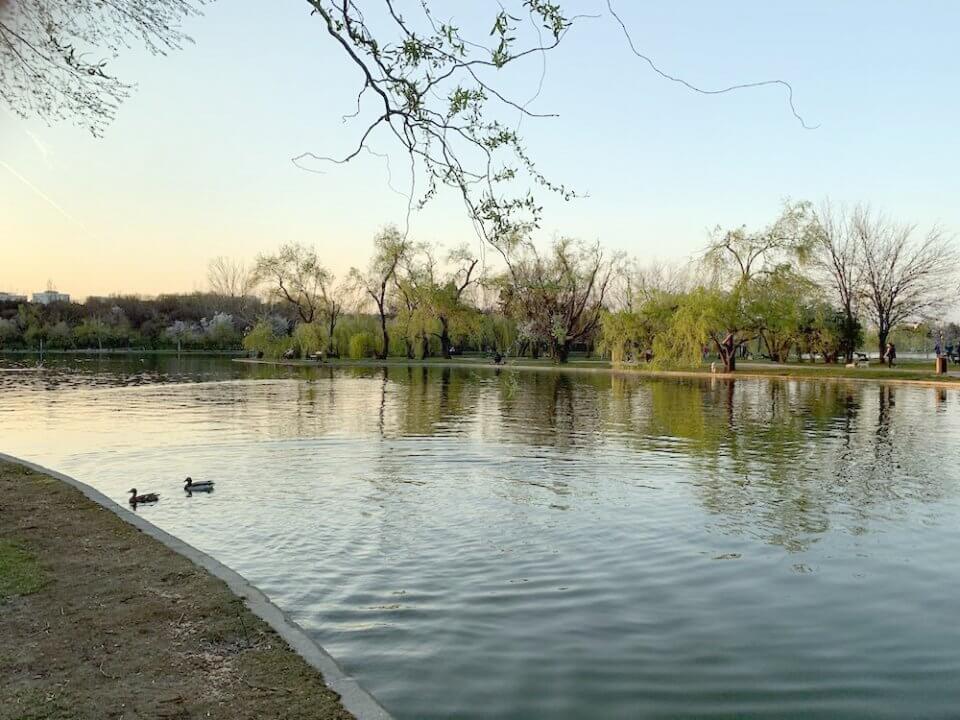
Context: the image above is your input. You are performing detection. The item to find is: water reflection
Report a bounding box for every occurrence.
[3,358,960,719]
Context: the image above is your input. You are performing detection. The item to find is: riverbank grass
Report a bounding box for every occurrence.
[0,540,47,599]
[0,460,353,720]
[239,353,960,387]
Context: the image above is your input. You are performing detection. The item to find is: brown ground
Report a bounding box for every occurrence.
[0,461,354,720]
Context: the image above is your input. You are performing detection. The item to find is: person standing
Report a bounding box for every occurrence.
[884,342,897,368]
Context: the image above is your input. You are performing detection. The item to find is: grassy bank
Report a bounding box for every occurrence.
[237,354,960,387]
[0,461,353,720]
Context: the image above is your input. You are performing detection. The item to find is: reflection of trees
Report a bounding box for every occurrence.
[493,371,608,449]
[603,375,948,551]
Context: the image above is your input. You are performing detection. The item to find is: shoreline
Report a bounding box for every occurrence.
[235,357,960,390]
[0,452,390,720]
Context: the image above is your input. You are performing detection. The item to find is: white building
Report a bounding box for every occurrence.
[32,290,70,305]
[0,292,27,303]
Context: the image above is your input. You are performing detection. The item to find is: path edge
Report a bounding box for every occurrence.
[0,451,393,720]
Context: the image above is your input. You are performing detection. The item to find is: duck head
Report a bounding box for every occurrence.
[183,477,192,487]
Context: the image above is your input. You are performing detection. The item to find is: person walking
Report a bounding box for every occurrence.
[884,342,897,368]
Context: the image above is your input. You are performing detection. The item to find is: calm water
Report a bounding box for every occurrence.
[3,355,960,719]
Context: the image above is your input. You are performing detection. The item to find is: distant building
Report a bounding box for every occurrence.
[32,290,70,305]
[0,292,27,303]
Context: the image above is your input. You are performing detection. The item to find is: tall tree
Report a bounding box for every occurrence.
[417,244,481,359]
[702,200,818,284]
[810,202,863,362]
[207,256,257,300]
[349,226,408,359]
[255,243,333,325]
[499,238,617,363]
[855,208,959,357]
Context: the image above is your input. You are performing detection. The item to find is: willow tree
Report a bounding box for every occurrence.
[746,267,820,363]
[5,0,810,252]
[0,0,204,135]
[415,244,481,359]
[653,286,746,372]
[255,243,333,325]
[498,238,618,363]
[702,200,819,285]
[349,226,409,359]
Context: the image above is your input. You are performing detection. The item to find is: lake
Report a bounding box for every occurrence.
[3,355,960,719]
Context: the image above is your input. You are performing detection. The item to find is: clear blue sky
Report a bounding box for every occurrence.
[1,0,958,298]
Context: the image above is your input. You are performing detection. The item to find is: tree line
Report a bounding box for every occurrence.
[2,200,956,368]
[245,200,959,369]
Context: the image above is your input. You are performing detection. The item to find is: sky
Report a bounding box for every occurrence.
[1,0,959,300]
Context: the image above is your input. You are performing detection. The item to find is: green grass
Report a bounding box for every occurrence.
[242,353,960,384]
[0,540,46,599]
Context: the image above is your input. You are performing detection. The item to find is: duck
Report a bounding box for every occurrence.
[129,489,159,504]
[183,476,215,492]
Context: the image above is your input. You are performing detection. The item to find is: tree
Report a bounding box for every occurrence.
[653,286,746,372]
[296,1,577,246]
[703,200,818,284]
[349,226,408,359]
[0,317,19,348]
[292,321,323,358]
[164,320,196,354]
[414,244,481,359]
[243,318,289,359]
[75,316,110,351]
[810,201,864,363]
[202,312,238,349]
[499,238,618,363]
[0,0,203,135]
[297,4,810,247]
[855,208,959,357]
[255,243,333,325]
[319,277,346,356]
[746,267,819,363]
[208,257,257,301]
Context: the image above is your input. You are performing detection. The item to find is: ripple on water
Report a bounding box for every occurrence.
[3,358,960,719]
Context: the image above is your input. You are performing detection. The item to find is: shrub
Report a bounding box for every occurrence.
[348,332,376,359]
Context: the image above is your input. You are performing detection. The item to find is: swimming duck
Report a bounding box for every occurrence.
[183,477,215,492]
[128,489,159,504]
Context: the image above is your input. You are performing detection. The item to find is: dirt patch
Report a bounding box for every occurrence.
[0,461,354,720]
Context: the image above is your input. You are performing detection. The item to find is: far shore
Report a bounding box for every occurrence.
[0,348,245,356]
[236,355,960,389]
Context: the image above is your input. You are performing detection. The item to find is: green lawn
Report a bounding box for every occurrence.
[243,353,960,384]
[0,540,46,599]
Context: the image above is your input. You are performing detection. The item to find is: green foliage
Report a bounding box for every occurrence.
[348,332,377,360]
[652,286,744,369]
[0,318,18,348]
[243,320,289,359]
[747,267,819,362]
[0,540,46,599]
[292,322,323,358]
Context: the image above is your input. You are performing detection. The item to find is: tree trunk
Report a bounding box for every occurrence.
[327,315,336,355]
[378,309,389,360]
[553,339,570,364]
[878,328,889,364]
[439,317,451,359]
